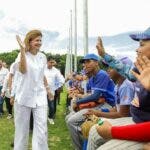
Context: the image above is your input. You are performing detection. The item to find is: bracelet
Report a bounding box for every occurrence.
[97,119,103,126]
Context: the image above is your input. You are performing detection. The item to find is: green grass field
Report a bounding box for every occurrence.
[0,89,73,150]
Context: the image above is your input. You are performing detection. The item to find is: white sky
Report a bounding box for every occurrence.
[0,0,150,53]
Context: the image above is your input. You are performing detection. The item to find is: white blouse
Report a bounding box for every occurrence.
[15,51,47,108]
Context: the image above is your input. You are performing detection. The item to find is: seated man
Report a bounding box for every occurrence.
[66,53,116,150]
[85,57,135,119]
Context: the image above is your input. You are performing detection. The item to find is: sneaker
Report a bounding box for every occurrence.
[10,141,14,147]
[48,118,55,125]
[7,114,13,119]
[0,113,3,118]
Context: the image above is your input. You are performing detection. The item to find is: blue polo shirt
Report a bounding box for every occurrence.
[76,70,115,107]
[86,80,92,93]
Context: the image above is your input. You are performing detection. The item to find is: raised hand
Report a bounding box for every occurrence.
[16,35,25,51]
[131,56,150,91]
[96,36,105,57]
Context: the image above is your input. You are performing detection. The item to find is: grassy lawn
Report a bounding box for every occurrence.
[0,89,73,150]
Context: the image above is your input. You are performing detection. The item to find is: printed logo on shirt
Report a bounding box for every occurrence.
[123,96,128,101]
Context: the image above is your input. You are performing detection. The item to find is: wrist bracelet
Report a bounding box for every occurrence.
[98,119,103,126]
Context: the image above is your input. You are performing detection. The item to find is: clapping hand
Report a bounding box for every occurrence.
[131,56,150,91]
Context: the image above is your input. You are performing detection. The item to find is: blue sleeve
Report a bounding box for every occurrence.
[76,90,102,105]
[103,54,136,81]
[92,71,111,91]
[86,81,91,93]
[68,80,73,87]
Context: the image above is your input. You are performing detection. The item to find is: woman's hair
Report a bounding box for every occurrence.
[24,29,42,51]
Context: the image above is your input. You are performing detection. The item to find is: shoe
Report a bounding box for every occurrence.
[7,114,13,119]
[48,118,55,125]
[10,142,14,147]
[0,113,3,118]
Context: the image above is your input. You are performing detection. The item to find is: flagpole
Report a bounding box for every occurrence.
[83,0,88,55]
[74,0,77,72]
[70,10,73,72]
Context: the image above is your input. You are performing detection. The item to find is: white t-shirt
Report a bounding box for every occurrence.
[9,62,20,97]
[2,73,11,98]
[0,67,9,87]
[44,66,64,95]
[15,51,47,108]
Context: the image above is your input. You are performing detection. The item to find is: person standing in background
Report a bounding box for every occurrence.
[0,60,9,116]
[44,56,64,124]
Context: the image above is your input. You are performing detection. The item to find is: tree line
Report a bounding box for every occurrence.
[0,50,83,75]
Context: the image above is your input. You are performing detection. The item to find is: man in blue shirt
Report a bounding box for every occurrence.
[66,53,115,150]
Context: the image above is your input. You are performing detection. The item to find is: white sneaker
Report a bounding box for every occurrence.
[7,114,13,119]
[48,118,55,125]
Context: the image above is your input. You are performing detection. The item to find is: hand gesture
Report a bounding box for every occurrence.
[16,35,25,51]
[96,36,105,57]
[96,120,112,139]
[131,56,150,91]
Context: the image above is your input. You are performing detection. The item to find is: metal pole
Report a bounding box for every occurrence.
[68,28,71,73]
[74,0,77,72]
[83,0,88,55]
[70,10,73,72]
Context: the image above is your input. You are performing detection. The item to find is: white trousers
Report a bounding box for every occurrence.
[14,102,48,150]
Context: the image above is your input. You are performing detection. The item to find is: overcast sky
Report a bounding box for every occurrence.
[0,0,150,54]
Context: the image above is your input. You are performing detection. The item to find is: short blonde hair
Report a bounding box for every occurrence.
[24,29,42,51]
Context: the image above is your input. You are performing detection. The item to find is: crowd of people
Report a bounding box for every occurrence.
[0,27,150,150]
[65,27,150,150]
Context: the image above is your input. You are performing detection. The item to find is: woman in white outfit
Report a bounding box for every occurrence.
[14,30,53,150]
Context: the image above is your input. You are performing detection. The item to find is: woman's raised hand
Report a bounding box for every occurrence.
[16,35,25,51]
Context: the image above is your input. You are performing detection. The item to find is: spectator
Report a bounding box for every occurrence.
[0,60,9,116]
[66,53,115,150]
